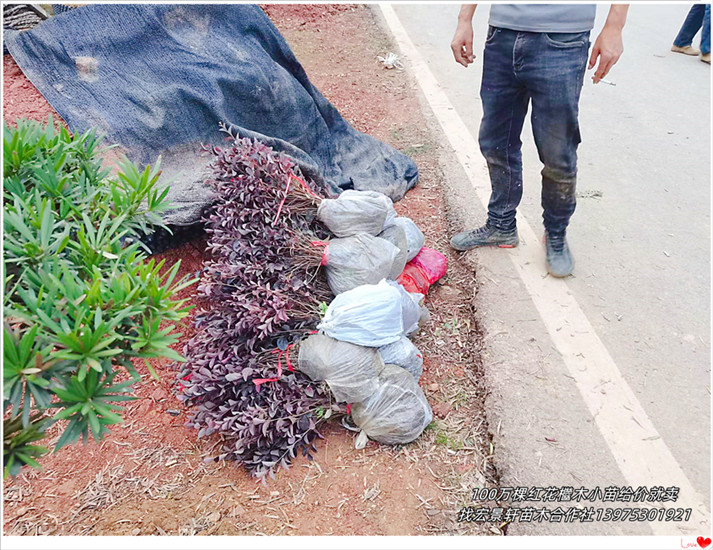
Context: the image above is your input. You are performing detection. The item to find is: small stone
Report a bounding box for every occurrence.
[428,382,439,392]
[431,402,452,419]
[207,511,221,523]
[15,506,28,517]
[230,504,247,516]
[131,528,141,536]
[166,409,181,416]
[151,387,168,402]
[137,400,152,416]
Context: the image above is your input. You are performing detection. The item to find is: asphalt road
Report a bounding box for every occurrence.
[388,3,711,536]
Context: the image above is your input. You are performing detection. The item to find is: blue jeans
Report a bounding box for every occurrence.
[673,4,711,55]
[479,27,590,236]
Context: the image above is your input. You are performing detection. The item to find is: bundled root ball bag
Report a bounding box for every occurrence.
[390,217,425,261]
[297,333,384,403]
[317,280,404,347]
[351,364,433,445]
[317,190,396,237]
[377,223,409,279]
[387,280,424,335]
[378,337,424,380]
[324,234,400,295]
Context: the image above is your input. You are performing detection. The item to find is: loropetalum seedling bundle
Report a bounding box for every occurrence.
[178,128,336,481]
[180,126,448,480]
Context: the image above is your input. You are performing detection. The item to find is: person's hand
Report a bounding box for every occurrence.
[588,24,624,83]
[451,20,475,67]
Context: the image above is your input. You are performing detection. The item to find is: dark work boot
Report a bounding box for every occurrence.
[544,231,574,277]
[450,224,519,251]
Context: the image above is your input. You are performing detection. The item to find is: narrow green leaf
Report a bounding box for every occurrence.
[86,409,102,440]
[143,358,159,381]
[52,403,83,420]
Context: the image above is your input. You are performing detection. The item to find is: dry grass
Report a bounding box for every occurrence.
[3,435,213,536]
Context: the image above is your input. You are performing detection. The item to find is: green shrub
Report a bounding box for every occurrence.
[3,117,194,477]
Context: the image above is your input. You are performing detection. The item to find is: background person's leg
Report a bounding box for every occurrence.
[673,4,706,49]
[700,4,711,59]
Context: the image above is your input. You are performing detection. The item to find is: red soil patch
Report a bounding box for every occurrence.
[3,54,63,126]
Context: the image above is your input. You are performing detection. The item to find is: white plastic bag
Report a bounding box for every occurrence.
[317,280,404,347]
[325,234,400,295]
[378,337,424,380]
[317,190,397,237]
[391,217,425,261]
[351,365,432,445]
[297,333,384,403]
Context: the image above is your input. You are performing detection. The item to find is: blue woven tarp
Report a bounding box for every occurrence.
[5,4,418,224]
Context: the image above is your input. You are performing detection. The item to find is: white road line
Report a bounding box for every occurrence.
[379,4,710,535]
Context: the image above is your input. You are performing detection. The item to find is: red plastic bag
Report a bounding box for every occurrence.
[410,247,447,284]
[398,265,430,294]
[397,247,447,295]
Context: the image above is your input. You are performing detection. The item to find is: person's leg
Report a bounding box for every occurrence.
[700,4,710,57]
[522,31,589,275]
[673,4,706,47]
[451,27,529,250]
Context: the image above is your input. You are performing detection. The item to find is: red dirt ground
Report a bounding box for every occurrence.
[3,55,60,124]
[2,5,496,537]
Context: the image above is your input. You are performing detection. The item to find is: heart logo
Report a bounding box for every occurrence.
[698,536,712,549]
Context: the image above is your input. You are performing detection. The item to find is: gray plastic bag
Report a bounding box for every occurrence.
[366,190,397,229]
[351,364,432,445]
[317,190,397,237]
[297,333,384,403]
[377,223,408,279]
[390,217,425,261]
[317,280,404,347]
[325,234,400,295]
[378,337,424,380]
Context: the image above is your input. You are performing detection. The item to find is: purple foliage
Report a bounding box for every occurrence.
[179,129,334,481]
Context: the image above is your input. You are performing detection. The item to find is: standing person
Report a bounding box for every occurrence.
[449,4,628,277]
[671,4,711,63]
